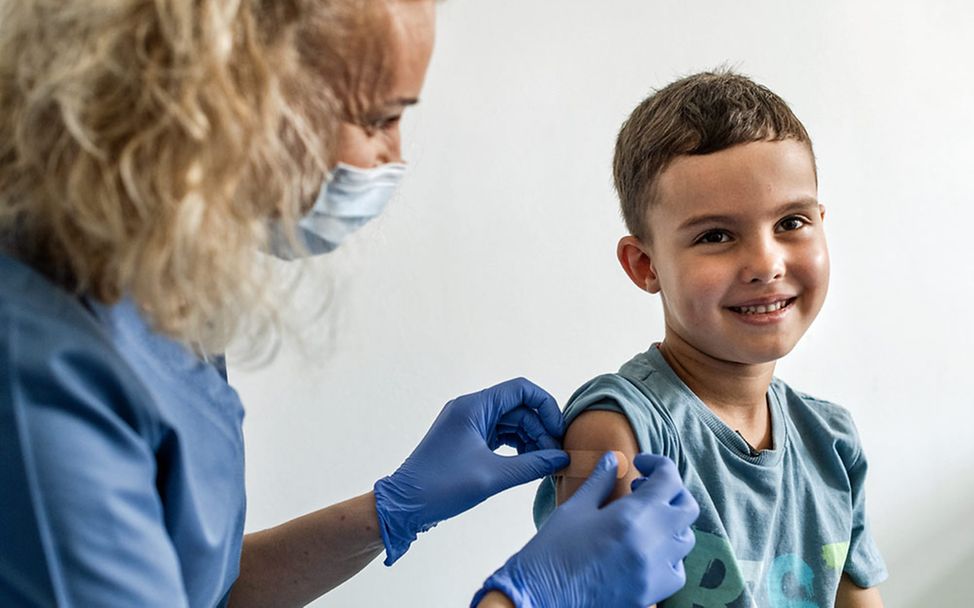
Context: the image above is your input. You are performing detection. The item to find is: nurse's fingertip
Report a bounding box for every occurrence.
[598,450,618,471]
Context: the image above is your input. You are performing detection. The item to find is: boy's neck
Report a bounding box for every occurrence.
[658,331,777,449]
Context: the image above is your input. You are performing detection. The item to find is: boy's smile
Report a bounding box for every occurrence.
[618,139,829,366]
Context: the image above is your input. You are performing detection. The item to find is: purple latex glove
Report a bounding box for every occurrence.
[472,452,700,607]
[374,378,569,565]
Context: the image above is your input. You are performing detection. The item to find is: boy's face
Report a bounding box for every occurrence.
[632,139,828,365]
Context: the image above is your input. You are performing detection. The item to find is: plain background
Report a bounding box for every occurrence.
[230,1,974,606]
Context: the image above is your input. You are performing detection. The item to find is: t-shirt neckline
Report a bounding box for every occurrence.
[645,344,787,467]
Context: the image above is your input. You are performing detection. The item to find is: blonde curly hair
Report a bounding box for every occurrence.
[0,0,393,353]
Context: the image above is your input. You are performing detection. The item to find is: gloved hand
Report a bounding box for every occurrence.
[373,378,569,565]
[471,452,699,608]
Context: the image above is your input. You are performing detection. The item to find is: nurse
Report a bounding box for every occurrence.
[0,1,698,607]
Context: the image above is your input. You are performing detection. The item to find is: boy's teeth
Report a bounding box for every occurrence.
[734,300,789,314]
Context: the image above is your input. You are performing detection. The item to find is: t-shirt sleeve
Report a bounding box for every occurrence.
[562,373,676,458]
[532,373,676,528]
[0,315,190,607]
[842,440,889,588]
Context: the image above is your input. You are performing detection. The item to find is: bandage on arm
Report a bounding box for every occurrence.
[553,413,659,608]
[555,450,630,479]
[555,410,641,506]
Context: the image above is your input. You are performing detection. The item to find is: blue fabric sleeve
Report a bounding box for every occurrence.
[800,393,888,588]
[842,442,888,587]
[563,374,681,462]
[0,314,190,607]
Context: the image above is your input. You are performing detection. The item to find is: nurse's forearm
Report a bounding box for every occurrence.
[228,491,384,608]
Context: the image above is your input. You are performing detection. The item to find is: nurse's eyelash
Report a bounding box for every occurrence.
[358,114,402,137]
[694,229,732,245]
[374,115,401,131]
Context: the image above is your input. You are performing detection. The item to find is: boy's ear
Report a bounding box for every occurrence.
[819,204,826,221]
[617,235,660,294]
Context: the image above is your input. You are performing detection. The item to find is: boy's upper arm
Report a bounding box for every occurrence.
[835,573,884,608]
[555,409,641,506]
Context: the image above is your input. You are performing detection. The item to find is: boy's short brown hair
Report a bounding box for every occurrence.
[613,69,814,241]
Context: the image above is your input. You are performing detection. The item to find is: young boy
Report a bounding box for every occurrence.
[534,71,887,607]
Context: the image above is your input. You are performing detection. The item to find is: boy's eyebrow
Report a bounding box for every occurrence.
[678,197,820,231]
[773,198,821,217]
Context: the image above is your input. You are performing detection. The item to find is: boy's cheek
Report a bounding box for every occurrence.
[682,265,735,306]
[797,242,831,291]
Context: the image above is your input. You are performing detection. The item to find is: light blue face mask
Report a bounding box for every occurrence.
[268,161,407,259]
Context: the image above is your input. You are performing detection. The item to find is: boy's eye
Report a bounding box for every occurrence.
[777,216,808,232]
[695,230,731,245]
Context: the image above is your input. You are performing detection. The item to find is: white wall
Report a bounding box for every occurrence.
[230,1,974,606]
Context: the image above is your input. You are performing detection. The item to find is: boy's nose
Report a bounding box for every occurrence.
[741,239,786,284]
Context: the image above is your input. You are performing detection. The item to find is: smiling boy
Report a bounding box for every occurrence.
[534,71,887,607]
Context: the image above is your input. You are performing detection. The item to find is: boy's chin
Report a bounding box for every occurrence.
[691,334,799,366]
[673,326,804,367]
[694,344,795,365]
[724,340,798,366]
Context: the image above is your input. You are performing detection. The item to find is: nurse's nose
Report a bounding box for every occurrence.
[741,235,785,284]
[376,127,403,165]
[333,122,403,169]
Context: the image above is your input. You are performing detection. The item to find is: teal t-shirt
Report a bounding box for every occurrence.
[534,345,887,607]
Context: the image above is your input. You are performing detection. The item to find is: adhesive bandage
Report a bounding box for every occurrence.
[556,450,630,479]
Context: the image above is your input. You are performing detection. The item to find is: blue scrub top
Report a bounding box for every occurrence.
[0,253,246,607]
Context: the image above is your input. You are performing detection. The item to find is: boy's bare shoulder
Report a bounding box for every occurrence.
[564,410,639,452]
